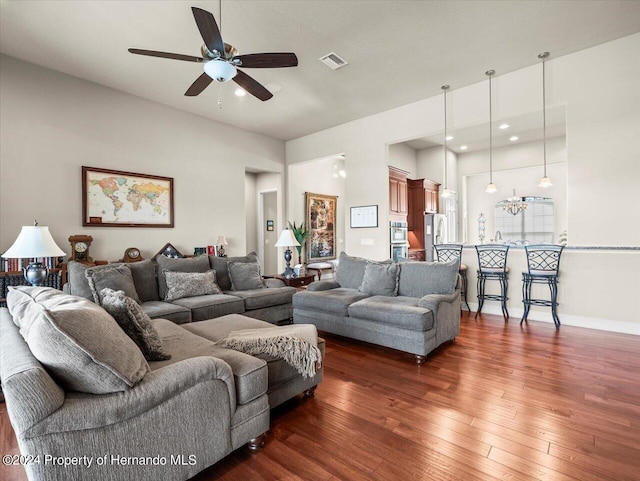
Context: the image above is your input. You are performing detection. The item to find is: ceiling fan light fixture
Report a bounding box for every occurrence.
[204,59,237,82]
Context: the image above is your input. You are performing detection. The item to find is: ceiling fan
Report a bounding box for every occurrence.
[128,6,298,101]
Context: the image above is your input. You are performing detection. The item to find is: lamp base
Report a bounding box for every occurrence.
[282,248,298,278]
[24,262,48,286]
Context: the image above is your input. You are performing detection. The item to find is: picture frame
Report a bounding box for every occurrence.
[266,219,274,232]
[305,192,337,262]
[82,166,174,227]
[155,243,183,259]
[350,205,378,228]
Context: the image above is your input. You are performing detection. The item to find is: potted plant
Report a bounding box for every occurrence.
[288,221,310,265]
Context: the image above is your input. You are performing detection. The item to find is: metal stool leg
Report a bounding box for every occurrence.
[475,274,485,318]
[550,278,560,328]
[500,275,509,321]
[521,274,532,324]
[461,270,470,311]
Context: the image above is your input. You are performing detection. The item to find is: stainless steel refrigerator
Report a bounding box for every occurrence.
[424,213,447,261]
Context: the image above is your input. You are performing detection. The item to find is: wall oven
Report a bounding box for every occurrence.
[391,244,408,262]
[390,221,408,244]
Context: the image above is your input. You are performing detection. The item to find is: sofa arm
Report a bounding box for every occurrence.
[263,278,286,288]
[418,291,460,317]
[306,280,341,291]
[26,356,236,438]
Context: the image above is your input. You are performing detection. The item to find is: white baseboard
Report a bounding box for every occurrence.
[463,302,640,336]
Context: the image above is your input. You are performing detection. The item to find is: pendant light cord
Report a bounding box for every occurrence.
[542,54,547,178]
[442,85,449,191]
[487,70,495,185]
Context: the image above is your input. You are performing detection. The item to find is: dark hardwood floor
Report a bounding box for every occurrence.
[3,312,639,481]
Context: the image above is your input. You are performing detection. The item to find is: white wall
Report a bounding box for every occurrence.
[286,33,640,334]
[244,172,258,254]
[415,147,458,194]
[0,55,286,261]
[388,143,417,177]
[255,172,283,271]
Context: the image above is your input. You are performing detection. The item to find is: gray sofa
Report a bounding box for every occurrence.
[65,252,296,325]
[293,252,461,363]
[1,287,323,481]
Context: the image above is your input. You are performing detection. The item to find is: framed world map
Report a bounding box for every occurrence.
[82,166,174,227]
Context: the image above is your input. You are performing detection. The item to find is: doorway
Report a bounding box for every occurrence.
[260,191,278,275]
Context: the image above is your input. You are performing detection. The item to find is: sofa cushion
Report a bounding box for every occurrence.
[292,287,370,317]
[348,295,434,331]
[100,288,171,361]
[85,264,141,304]
[224,286,296,310]
[127,259,160,302]
[334,252,368,289]
[228,261,264,291]
[150,318,267,405]
[164,270,221,301]
[170,294,245,322]
[397,260,459,297]
[359,260,399,296]
[7,286,148,394]
[65,261,94,300]
[141,301,192,324]
[155,255,210,300]
[209,252,259,291]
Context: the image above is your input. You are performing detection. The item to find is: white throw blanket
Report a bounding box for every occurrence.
[216,324,322,378]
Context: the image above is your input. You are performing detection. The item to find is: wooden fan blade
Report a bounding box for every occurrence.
[185,73,213,96]
[233,70,273,101]
[192,7,225,56]
[234,53,298,68]
[128,48,203,63]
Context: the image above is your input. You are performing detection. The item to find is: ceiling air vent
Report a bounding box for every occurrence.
[319,52,348,70]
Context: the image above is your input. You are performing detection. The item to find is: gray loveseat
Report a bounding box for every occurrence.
[1,287,324,481]
[65,252,296,325]
[293,252,461,363]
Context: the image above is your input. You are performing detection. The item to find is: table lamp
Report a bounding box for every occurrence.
[216,235,228,257]
[274,229,300,278]
[2,222,66,286]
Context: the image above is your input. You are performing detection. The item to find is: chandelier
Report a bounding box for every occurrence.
[502,189,528,216]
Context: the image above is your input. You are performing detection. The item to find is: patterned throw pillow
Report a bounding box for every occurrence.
[163,270,221,301]
[100,288,171,361]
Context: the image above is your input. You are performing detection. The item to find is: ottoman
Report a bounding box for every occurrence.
[182,313,324,408]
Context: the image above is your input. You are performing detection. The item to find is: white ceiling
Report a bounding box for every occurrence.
[1,0,639,141]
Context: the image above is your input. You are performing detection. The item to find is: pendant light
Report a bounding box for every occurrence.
[441,85,452,198]
[485,70,497,194]
[538,52,553,188]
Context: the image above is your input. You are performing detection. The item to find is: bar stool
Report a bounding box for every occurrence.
[521,244,565,329]
[475,244,510,321]
[434,244,470,311]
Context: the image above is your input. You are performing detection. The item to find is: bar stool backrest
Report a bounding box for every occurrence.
[525,244,564,276]
[434,244,463,270]
[475,244,510,272]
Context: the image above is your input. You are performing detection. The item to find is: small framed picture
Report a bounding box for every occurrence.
[266,220,274,231]
[155,243,183,259]
[350,205,378,228]
[207,245,217,256]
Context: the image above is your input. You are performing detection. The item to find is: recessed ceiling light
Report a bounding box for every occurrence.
[445,135,454,141]
[234,88,246,97]
[460,145,468,150]
[499,123,510,130]
[509,136,519,141]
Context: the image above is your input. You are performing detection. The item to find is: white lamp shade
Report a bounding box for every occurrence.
[2,226,66,258]
[538,176,553,188]
[204,60,237,82]
[216,235,228,246]
[274,229,301,248]
[485,183,498,194]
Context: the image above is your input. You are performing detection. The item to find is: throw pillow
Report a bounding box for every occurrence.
[100,288,171,361]
[397,260,459,297]
[334,252,368,289]
[65,261,94,300]
[209,252,259,291]
[85,264,140,305]
[7,286,148,394]
[228,261,264,291]
[155,255,210,299]
[359,261,400,296]
[163,270,221,301]
[127,259,160,302]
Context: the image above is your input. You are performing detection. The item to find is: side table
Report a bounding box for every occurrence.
[276,274,316,290]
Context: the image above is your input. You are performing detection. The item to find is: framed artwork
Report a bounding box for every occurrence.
[82,166,174,227]
[154,243,183,259]
[305,192,337,262]
[266,220,274,231]
[350,205,378,228]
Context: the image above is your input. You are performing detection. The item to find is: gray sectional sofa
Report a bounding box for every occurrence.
[1,286,324,481]
[293,252,461,363]
[65,252,296,325]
